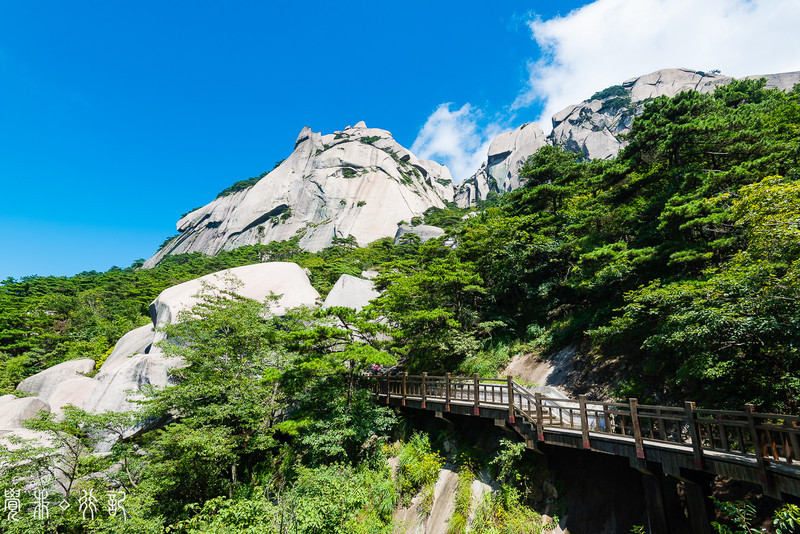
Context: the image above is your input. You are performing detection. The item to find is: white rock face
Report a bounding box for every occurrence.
[323,274,380,311]
[394,224,445,244]
[455,123,548,207]
[458,68,800,204]
[0,397,50,430]
[10,262,322,420]
[144,122,455,267]
[101,324,154,372]
[551,68,800,161]
[16,358,96,403]
[82,348,181,415]
[149,262,320,343]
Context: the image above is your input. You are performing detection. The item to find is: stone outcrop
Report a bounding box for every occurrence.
[0,396,50,430]
[145,122,455,268]
[17,358,96,403]
[457,68,800,205]
[149,262,320,343]
[455,123,548,207]
[393,224,445,244]
[322,274,380,311]
[549,68,800,161]
[8,262,321,422]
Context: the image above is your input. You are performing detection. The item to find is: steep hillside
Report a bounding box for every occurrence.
[145,122,454,267]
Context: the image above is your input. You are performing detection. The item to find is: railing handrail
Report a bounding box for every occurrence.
[369,373,800,484]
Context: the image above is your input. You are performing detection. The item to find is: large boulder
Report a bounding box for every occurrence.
[8,262,321,423]
[101,324,154,372]
[82,348,182,415]
[144,122,455,267]
[0,397,50,430]
[149,262,321,343]
[394,224,445,244]
[323,274,380,311]
[16,358,96,403]
[46,377,100,416]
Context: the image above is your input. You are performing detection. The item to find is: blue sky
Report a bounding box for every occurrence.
[2,0,799,279]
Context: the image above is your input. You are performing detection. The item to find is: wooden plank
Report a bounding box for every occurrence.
[630,398,645,459]
[535,392,545,441]
[507,375,515,423]
[717,415,729,452]
[657,408,667,442]
[745,404,770,488]
[787,421,799,464]
[421,372,427,409]
[445,372,451,412]
[641,471,670,534]
[402,372,407,406]
[684,480,712,534]
[685,402,704,469]
[473,374,480,415]
[579,395,590,449]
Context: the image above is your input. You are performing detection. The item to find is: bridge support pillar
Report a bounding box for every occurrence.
[640,468,669,534]
[683,478,712,534]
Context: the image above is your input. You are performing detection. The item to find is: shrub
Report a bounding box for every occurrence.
[396,433,443,497]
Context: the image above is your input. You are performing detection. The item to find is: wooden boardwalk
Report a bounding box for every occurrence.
[371,373,800,500]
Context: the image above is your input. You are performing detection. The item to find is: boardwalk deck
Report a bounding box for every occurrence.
[370,373,800,499]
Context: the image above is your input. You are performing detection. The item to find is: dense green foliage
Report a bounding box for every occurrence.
[1,285,399,533]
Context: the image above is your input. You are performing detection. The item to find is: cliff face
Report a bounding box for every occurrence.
[144,121,454,268]
[455,122,548,207]
[457,68,800,206]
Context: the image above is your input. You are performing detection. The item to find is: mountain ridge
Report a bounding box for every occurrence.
[144,121,454,268]
[455,67,800,206]
[147,67,800,266]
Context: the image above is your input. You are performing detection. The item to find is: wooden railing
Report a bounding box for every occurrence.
[371,373,800,479]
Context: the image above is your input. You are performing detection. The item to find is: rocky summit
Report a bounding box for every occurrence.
[144,121,454,268]
[145,69,800,261]
[457,68,800,205]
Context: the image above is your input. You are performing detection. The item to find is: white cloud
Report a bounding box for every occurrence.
[410,103,502,182]
[515,0,800,131]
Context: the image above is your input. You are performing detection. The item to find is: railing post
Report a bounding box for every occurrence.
[507,376,515,424]
[386,375,391,404]
[579,395,590,450]
[535,392,545,442]
[684,401,703,469]
[402,372,407,407]
[473,373,480,415]
[745,404,769,485]
[445,372,451,412]
[421,372,427,409]
[630,398,645,459]
[786,420,799,464]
